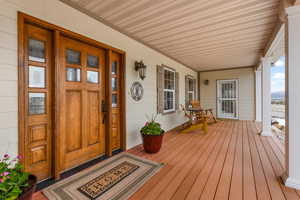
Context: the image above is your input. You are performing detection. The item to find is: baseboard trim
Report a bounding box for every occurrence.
[260,131,273,136]
[282,173,300,190]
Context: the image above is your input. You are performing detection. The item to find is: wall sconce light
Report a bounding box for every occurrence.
[135,60,147,80]
[204,80,209,85]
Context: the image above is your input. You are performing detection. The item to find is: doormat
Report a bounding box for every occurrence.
[43,153,163,200]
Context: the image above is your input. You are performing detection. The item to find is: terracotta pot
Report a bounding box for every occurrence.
[142,131,164,153]
[18,175,37,200]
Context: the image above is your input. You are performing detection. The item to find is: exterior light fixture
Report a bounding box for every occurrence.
[135,60,147,80]
[204,80,209,85]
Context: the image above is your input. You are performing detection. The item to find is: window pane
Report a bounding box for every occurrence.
[66,49,81,65]
[87,71,99,83]
[112,61,117,75]
[188,79,194,91]
[29,93,45,115]
[164,70,175,90]
[66,68,81,82]
[112,78,117,91]
[188,92,194,102]
[164,91,174,111]
[87,55,99,68]
[29,39,45,63]
[29,66,45,88]
[112,94,117,107]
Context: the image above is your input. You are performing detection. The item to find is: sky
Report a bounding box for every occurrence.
[271,56,285,93]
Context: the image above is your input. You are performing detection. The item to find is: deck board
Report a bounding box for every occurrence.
[247,121,272,200]
[229,120,244,200]
[33,120,300,200]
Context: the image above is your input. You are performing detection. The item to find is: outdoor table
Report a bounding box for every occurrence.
[182,107,208,134]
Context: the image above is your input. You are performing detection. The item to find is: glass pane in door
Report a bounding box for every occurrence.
[29,93,46,115]
[87,71,99,83]
[29,39,45,63]
[66,49,81,65]
[87,55,99,68]
[29,66,45,88]
[66,68,81,82]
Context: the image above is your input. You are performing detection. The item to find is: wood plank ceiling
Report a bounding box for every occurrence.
[60,0,280,71]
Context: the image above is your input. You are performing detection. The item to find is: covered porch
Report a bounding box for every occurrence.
[34,120,300,200]
[2,0,300,199]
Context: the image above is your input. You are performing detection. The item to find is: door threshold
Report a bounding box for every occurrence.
[36,149,123,191]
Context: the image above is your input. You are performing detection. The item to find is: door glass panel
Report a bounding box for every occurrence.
[87,71,98,83]
[66,49,81,65]
[66,68,81,82]
[29,93,45,115]
[112,61,117,75]
[29,66,45,88]
[29,39,45,63]
[87,55,99,68]
[112,94,117,107]
[112,78,117,91]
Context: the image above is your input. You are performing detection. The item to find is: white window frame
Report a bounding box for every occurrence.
[187,77,195,103]
[163,67,176,113]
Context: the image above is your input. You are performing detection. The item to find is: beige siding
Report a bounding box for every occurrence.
[0,2,18,157]
[0,0,196,156]
[199,68,255,120]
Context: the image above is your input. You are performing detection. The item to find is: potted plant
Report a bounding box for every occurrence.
[140,115,165,153]
[0,154,37,200]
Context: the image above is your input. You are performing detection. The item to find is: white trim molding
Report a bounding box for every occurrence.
[260,57,272,136]
[282,174,300,190]
[282,4,300,190]
[265,24,285,63]
[255,68,262,122]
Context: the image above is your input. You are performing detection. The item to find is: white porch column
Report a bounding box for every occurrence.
[283,5,300,190]
[261,57,272,136]
[255,68,262,122]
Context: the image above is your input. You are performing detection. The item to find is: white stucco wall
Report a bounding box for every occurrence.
[199,68,255,120]
[0,0,197,156]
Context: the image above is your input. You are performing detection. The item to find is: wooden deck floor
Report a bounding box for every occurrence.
[34,120,300,200]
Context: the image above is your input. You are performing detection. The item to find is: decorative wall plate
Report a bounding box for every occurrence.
[130,81,144,101]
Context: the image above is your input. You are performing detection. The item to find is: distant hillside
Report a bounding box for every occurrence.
[272,91,285,100]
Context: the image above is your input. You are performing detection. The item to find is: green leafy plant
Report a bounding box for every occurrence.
[140,114,164,135]
[0,154,29,200]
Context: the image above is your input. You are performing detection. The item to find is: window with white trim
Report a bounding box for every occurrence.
[164,68,176,113]
[187,77,195,103]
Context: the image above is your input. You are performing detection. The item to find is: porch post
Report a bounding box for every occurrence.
[260,57,272,136]
[255,68,262,122]
[283,5,300,190]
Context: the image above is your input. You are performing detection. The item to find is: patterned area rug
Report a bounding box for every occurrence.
[43,153,163,200]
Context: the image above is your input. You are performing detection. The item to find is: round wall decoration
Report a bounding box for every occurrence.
[130,81,144,101]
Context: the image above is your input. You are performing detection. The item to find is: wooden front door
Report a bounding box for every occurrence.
[59,36,106,171]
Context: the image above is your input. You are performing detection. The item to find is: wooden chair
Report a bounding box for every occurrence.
[180,104,208,134]
[190,100,201,108]
[189,100,217,123]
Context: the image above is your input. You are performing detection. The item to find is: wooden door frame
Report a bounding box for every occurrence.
[18,12,127,180]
